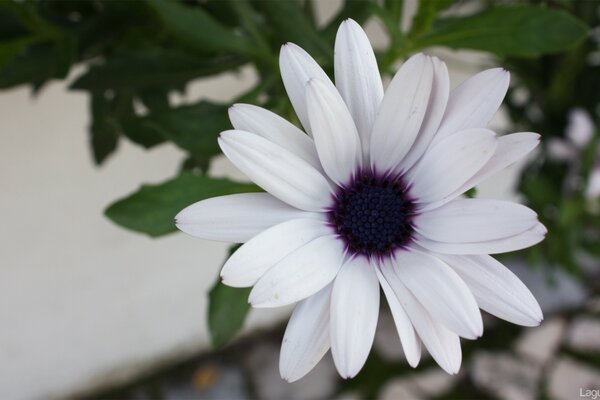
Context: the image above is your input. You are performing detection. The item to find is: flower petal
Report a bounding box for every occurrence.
[249,235,345,307]
[415,199,538,243]
[378,261,461,374]
[415,222,547,255]
[409,128,497,204]
[390,249,483,339]
[376,265,421,367]
[434,68,509,140]
[228,103,321,169]
[397,57,450,172]
[306,78,362,185]
[221,217,331,287]
[421,132,539,211]
[175,193,305,242]
[330,256,380,378]
[438,254,543,327]
[279,43,336,135]
[334,18,383,162]
[370,53,434,173]
[219,130,333,211]
[280,284,333,382]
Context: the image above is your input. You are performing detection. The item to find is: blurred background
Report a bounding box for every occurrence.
[0,0,599,399]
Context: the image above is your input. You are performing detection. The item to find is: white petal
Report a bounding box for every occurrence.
[370,54,433,173]
[219,130,333,212]
[438,254,543,327]
[334,18,383,162]
[415,199,538,243]
[175,193,305,242]
[306,78,362,185]
[416,222,547,255]
[228,103,321,169]
[409,128,497,204]
[279,43,336,135]
[397,57,450,172]
[421,132,540,211]
[434,68,510,140]
[221,217,331,287]
[378,261,461,374]
[390,249,482,339]
[376,266,421,367]
[249,235,345,307]
[280,284,333,382]
[330,256,380,378]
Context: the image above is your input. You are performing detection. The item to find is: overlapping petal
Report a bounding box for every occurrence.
[408,128,497,204]
[438,254,543,326]
[219,130,333,211]
[306,78,362,185]
[421,132,540,211]
[370,54,434,173]
[228,103,321,169]
[330,256,380,378]
[334,19,383,162]
[280,284,333,382]
[175,193,306,242]
[377,264,421,367]
[396,57,450,172]
[434,68,510,141]
[377,262,462,374]
[415,199,538,243]
[249,235,345,307]
[221,217,331,287]
[388,249,483,339]
[279,43,336,135]
[416,222,547,255]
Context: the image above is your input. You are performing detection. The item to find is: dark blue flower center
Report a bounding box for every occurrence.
[328,172,415,258]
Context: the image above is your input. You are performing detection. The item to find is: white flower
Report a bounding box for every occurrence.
[176,19,545,380]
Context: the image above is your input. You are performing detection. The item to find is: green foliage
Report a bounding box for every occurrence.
[208,255,252,348]
[415,6,589,57]
[105,173,260,237]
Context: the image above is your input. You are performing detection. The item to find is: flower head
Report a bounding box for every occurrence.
[176,19,545,380]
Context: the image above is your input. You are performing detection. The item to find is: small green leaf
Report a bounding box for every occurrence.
[105,173,261,237]
[208,263,251,348]
[90,93,120,164]
[120,101,230,162]
[70,51,244,91]
[415,6,589,57]
[145,0,256,56]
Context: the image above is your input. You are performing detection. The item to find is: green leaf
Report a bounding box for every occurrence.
[208,262,251,348]
[415,6,589,57]
[0,43,60,89]
[145,0,256,56]
[70,51,245,91]
[105,173,261,237]
[90,93,120,164]
[256,0,331,60]
[120,101,230,161]
[119,117,165,149]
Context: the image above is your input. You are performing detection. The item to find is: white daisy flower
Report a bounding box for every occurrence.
[176,19,545,380]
